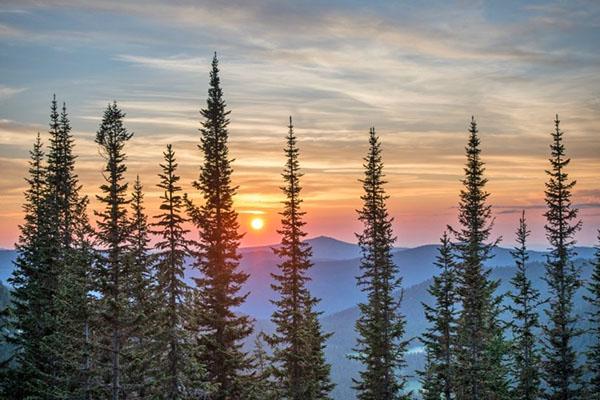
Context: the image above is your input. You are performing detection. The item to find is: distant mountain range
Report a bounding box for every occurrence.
[1,236,597,400]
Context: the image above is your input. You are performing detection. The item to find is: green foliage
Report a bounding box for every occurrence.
[350,127,410,400]
[152,145,206,398]
[267,117,334,400]
[94,102,135,400]
[186,53,253,400]
[419,232,457,400]
[584,231,600,399]
[449,117,509,400]
[542,116,583,400]
[508,212,542,400]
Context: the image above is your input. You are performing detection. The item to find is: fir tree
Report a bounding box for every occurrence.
[123,176,156,398]
[542,115,583,400]
[245,332,277,400]
[508,211,542,400]
[4,133,49,398]
[350,127,410,400]
[152,144,203,398]
[94,102,134,400]
[51,195,98,399]
[268,117,333,400]
[419,231,457,400]
[584,231,600,399]
[449,117,508,400]
[186,53,253,400]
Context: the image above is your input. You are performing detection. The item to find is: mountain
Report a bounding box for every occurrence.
[298,257,596,400]
[1,239,596,319]
[0,249,17,285]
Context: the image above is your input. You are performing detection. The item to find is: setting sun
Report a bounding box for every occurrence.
[250,217,265,231]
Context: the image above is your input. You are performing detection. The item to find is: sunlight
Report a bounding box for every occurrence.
[250,217,265,231]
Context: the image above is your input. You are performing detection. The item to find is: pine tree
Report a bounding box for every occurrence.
[51,195,98,399]
[584,231,600,399]
[245,332,277,400]
[350,127,410,400]
[268,117,333,400]
[152,144,203,398]
[94,102,134,400]
[186,53,253,400]
[302,304,335,399]
[542,115,583,400]
[449,117,508,400]
[122,176,156,398]
[419,231,457,400]
[508,211,542,400]
[46,99,97,399]
[4,133,50,398]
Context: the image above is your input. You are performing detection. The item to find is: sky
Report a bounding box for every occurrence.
[0,0,599,249]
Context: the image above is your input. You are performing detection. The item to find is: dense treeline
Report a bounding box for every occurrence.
[0,54,598,400]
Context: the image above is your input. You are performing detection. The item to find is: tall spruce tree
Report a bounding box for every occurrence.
[152,144,203,398]
[51,195,98,399]
[94,102,134,400]
[542,115,583,400]
[508,211,542,400]
[123,176,156,398]
[268,117,333,400]
[186,53,253,400]
[350,127,410,400]
[449,117,508,400]
[584,231,600,399]
[419,231,457,400]
[47,99,97,399]
[4,133,49,398]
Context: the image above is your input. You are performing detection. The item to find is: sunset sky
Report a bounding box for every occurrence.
[0,0,599,249]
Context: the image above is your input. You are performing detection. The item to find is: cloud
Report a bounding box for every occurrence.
[0,85,26,100]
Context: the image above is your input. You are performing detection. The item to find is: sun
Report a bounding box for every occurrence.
[250,217,265,231]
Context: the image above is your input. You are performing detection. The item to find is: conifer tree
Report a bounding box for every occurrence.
[4,133,49,398]
[542,115,583,400]
[302,305,335,399]
[268,117,333,400]
[94,102,134,400]
[152,144,202,398]
[584,231,600,399]
[419,232,457,400]
[350,127,410,400]
[186,53,253,400]
[51,195,98,399]
[245,333,277,400]
[449,117,508,400]
[508,211,542,400]
[123,176,156,398]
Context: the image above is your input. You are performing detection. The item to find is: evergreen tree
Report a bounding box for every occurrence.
[542,115,583,400]
[268,117,333,400]
[51,195,98,399]
[4,133,50,398]
[245,333,277,400]
[584,231,600,399]
[94,102,134,400]
[302,304,335,399]
[449,117,508,400]
[350,127,410,400]
[419,231,457,400]
[122,176,156,398]
[152,145,203,398]
[508,211,542,400]
[186,53,253,400]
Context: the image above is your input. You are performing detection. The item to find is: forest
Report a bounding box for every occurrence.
[0,54,599,400]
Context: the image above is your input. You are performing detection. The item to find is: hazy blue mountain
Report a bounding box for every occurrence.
[0,249,17,285]
[1,238,596,319]
[251,257,596,400]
